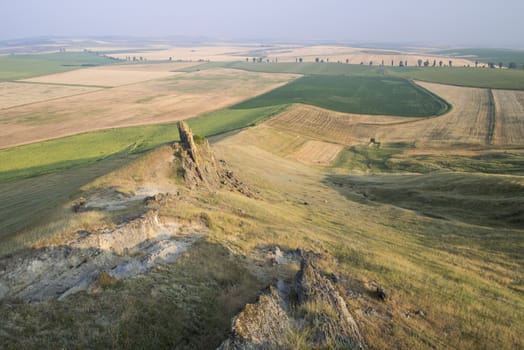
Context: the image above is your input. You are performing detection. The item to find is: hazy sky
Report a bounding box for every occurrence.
[2,0,523,48]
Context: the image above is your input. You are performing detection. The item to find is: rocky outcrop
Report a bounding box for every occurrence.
[217,287,290,350]
[0,202,203,303]
[296,252,366,349]
[218,251,367,350]
[173,122,257,197]
[174,121,221,190]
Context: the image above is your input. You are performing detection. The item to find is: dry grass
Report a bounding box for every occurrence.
[21,68,179,87]
[0,68,296,149]
[0,82,100,109]
[492,89,524,145]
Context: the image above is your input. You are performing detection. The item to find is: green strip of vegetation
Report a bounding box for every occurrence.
[0,52,120,81]
[389,67,524,90]
[0,105,286,183]
[233,75,449,117]
[431,48,524,66]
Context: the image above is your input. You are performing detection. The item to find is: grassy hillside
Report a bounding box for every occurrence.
[0,52,119,81]
[233,75,449,117]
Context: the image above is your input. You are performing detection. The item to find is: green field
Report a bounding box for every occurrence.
[0,105,286,183]
[233,75,449,116]
[432,48,524,66]
[389,67,524,90]
[0,52,119,81]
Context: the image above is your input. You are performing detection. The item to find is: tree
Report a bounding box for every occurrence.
[449,60,452,67]
[439,60,443,67]
[475,60,478,68]
[405,60,408,66]
[299,57,303,63]
[399,61,404,67]
[252,57,256,62]
[346,58,349,64]
[381,59,384,66]
[508,62,517,69]
[488,62,495,68]
[423,60,429,67]
[433,59,437,67]
[417,59,423,67]
[315,57,320,63]
[369,61,373,66]
[391,60,394,66]
[498,62,503,69]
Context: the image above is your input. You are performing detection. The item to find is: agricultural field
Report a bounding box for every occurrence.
[432,48,524,66]
[0,67,296,148]
[0,82,100,109]
[107,45,261,62]
[390,66,524,90]
[234,75,450,117]
[0,52,119,81]
[492,90,524,145]
[20,65,185,87]
[0,104,286,183]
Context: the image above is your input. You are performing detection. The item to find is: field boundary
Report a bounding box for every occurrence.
[407,79,451,116]
[486,89,496,145]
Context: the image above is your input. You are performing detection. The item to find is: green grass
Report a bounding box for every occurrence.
[332,144,524,175]
[389,67,524,90]
[233,75,449,117]
[0,52,119,81]
[326,171,524,229]
[0,105,286,183]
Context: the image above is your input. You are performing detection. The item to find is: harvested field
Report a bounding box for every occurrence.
[268,104,413,145]
[21,62,199,87]
[0,82,100,109]
[268,81,499,147]
[0,68,296,149]
[492,90,524,145]
[290,140,344,165]
[370,81,492,145]
[22,68,179,87]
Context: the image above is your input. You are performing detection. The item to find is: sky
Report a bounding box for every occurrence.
[2,0,524,48]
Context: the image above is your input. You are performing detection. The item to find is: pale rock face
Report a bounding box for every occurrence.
[0,210,203,303]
